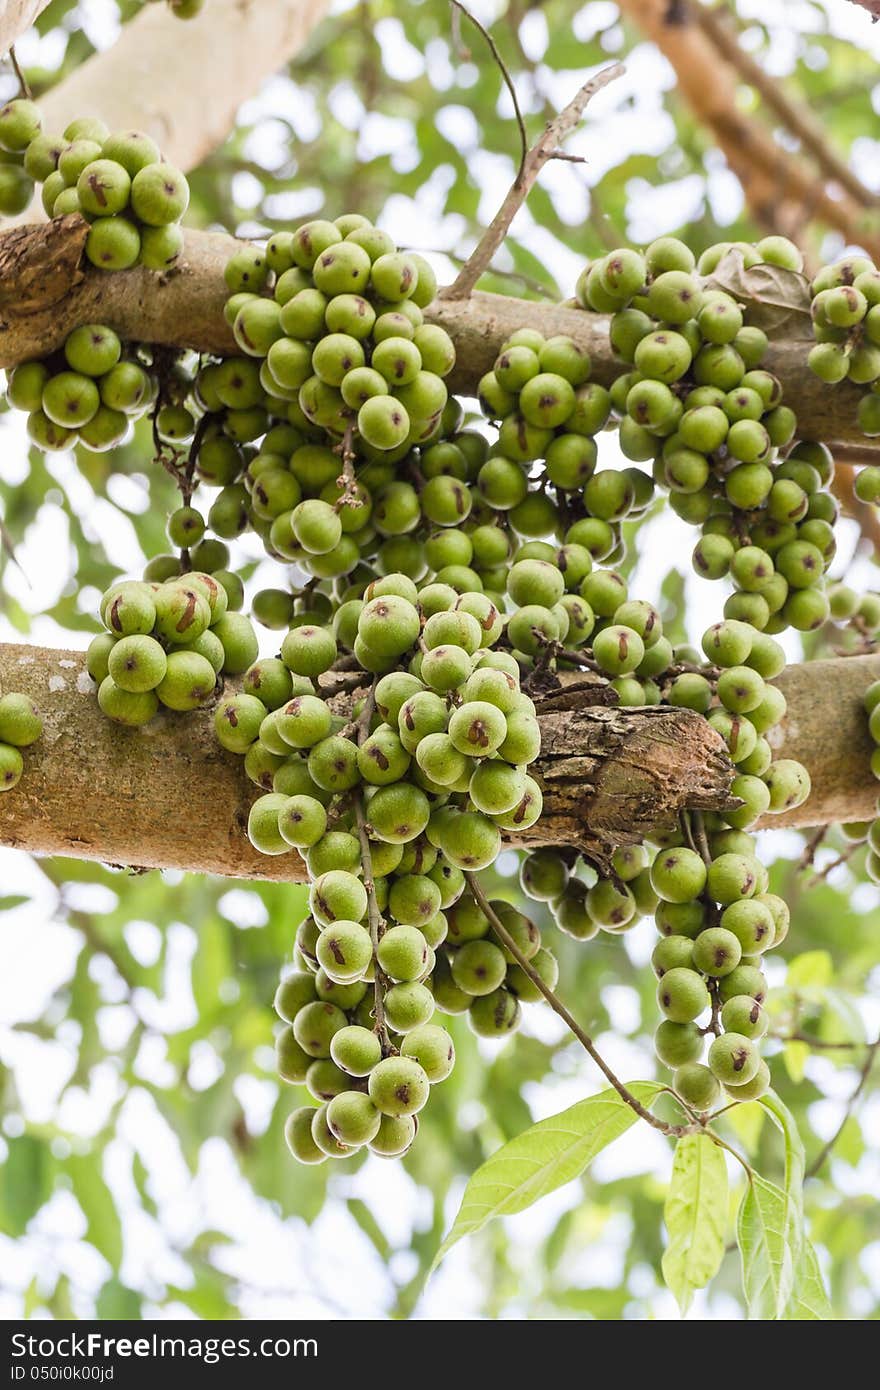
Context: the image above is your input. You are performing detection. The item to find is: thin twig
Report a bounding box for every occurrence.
[465,872,699,1137]
[448,2,527,179]
[449,0,470,60]
[436,246,557,299]
[797,825,827,871]
[806,1034,880,1178]
[706,1129,754,1181]
[333,422,359,508]
[441,60,625,299]
[9,46,31,99]
[807,843,860,886]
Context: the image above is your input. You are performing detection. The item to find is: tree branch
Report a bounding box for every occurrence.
[0,644,876,881]
[692,2,877,210]
[0,221,875,447]
[9,0,331,224]
[441,61,625,300]
[618,0,880,260]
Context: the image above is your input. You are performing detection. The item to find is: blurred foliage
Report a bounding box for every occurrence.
[1,0,879,1322]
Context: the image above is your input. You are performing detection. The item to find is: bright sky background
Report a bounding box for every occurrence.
[1,0,880,1321]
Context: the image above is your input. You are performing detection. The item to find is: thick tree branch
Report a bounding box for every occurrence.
[692,3,877,210]
[10,0,331,223]
[0,221,873,447]
[0,645,876,882]
[618,0,880,260]
[0,2,52,57]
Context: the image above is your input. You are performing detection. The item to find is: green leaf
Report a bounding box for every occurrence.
[432,1082,663,1269]
[347,1198,392,1262]
[783,1040,810,1084]
[0,1135,53,1237]
[661,1133,728,1314]
[68,1155,124,1270]
[784,1240,834,1320]
[759,1091,806,1198]
[96,1278,142,1320]
[787,950,832,991]
[757,1092,831,1319]
[737,1092,807,1318]
[737,1175,799,1319]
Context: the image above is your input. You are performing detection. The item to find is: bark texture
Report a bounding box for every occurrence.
[8,0,331,223]
[0,644,876,883]
[0,223,869,446]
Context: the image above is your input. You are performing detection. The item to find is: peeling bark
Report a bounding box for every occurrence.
[0,644,875,883]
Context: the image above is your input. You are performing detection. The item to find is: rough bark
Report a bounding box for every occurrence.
[0,222,870,446]
[0,0,52,54]
[9,0,331,223]
[0,643,876,883]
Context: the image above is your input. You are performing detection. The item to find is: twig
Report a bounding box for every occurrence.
[546,641,604,674]
[706,1129,754,1181]
[333,422,359,507]
[806,1034,880,1178]
[449,1,527,178]
[353,681,394,1056]
[807,843,860,886]
[436,247,558,299]
[441,60,625,299]
[465,872,699,1137]
[797,825,827,871]
[449,0,470,60]
[9,46,31,100]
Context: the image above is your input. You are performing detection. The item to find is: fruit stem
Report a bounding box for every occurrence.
[464,871,700,1138]
[9,46,31,100]
[354,680,394,1056]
